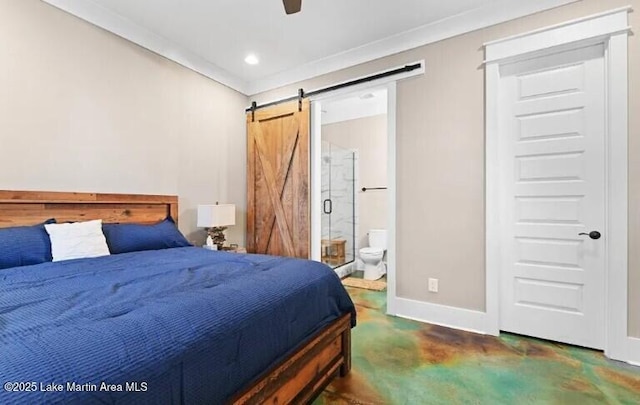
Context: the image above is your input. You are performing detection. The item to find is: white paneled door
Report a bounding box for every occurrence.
[498,44,606,349]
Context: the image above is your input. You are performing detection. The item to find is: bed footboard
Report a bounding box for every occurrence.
[230,313,352,404]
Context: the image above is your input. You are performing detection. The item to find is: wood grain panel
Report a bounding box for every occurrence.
[246,100,310,258]
[254,124,296,257]
[266,335,342,403]
[231,313,351,404]
[251,101,298,122]
[247,114,257,254]
[295,100,310,258]
[0,191,178,228]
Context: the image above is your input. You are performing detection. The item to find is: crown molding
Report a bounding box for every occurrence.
[41,0,250,94]
[246,0,580,95]
[42,0,579,96]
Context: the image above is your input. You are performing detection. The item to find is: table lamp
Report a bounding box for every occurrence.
[197,203,236,250]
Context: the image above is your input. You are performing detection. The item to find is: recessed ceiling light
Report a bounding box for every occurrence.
[244,54,259,65]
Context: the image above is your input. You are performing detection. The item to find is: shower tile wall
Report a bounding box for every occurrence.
[331,149,356,263]
[321,142,330,241]
[321,142,356,266]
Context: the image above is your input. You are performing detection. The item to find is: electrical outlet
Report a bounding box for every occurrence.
[428,278,439,293]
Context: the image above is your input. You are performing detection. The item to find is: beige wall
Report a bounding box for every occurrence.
[323,115,388,250]
[4,0,637,337]
[252,0,640,337]
[0,0,248,245]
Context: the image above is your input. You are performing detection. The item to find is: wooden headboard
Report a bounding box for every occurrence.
[0,190,179,228]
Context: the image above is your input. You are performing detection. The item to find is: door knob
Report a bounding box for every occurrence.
[578,231,601,240]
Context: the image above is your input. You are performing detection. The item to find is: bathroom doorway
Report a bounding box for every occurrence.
[312,87,389,279]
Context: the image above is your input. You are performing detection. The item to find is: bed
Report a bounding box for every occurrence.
[0,190,355,404]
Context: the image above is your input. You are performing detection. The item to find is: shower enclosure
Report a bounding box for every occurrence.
[321,140,356,269]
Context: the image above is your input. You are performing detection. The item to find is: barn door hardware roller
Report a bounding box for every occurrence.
[298,88,305,111]
[250,101,257,122]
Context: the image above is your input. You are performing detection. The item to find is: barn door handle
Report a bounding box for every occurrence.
[579,231,601,240]
[323,199,332,214]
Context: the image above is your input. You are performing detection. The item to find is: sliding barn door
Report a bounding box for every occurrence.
[247,100,310,258]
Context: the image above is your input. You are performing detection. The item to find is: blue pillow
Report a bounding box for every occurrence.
[102,217,192,254]
[0,219,56,270]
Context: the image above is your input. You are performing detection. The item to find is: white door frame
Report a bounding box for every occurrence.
[485,7,633,362]
[308,61,424,314]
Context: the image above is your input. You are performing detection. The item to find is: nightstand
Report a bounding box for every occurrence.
[221,245,247,253]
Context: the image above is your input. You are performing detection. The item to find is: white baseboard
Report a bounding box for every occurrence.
[389,297,640,366]
[605,334,640,366]
[389,296,490,335]
[624,336,640,366]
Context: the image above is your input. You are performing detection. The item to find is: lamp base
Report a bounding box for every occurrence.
[206,227,227,251]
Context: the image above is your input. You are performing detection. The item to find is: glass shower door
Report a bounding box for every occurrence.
[320,140,355,269]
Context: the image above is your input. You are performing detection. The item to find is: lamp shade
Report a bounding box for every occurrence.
[197,204,236,228]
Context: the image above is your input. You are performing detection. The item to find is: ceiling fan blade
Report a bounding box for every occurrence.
[283,0,302,14]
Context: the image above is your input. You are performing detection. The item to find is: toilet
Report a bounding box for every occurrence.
[359,229,387,280]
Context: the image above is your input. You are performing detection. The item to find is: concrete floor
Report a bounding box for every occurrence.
[316,287,640,404]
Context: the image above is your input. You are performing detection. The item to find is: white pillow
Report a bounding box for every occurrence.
[45,219,110,262]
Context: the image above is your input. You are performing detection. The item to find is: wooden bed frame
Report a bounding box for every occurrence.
[0,190,352,404]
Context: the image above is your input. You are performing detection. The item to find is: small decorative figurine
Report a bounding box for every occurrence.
[205,235,217,250]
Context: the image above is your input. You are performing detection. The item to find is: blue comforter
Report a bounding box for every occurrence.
[0,247,355,404]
